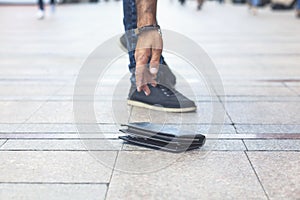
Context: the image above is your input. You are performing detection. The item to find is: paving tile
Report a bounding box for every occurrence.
[0,124,17,133]
[220,86,297,97]
[247,152,300,200]
[13,123,120,133]
[285,82,300,87]
[236,124,300,134]
[225,102,300,124]
[0,133,123,139]
[200,139,246,151]
[25,102,75,124]
[26,102,117,123]
[244,139,300,151]
[224,96,300,102]
[216,65,300,81]
[0,139,122,151]
[0,102,44,123]
[122,143,152,151]
[0,85,60,97]
[0,184,107,200]
[169,124,235,134]
[287,86,300,96]
[215,56,300,71]
[221,80,284,87]
[107,152,267,200]
[0,151,115,183]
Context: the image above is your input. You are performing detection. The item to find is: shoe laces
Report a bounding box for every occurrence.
[158,85,177,97]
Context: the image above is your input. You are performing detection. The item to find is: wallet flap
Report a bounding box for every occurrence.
[122,122,205,140]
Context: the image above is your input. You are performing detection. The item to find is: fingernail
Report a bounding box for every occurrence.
[150,67,158,74]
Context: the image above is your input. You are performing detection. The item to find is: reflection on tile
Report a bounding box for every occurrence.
[129,102,230,124]
[247,152,300,200]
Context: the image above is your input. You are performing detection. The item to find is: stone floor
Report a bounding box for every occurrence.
[0,1,300,200]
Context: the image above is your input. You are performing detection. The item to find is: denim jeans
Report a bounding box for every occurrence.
[38,0,55,10]
[122,0,166,85]
[297,0,300,9]
[251,0,260,7]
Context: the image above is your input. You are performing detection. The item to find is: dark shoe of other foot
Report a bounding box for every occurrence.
[128,84,196,113]
[119,34,128,52]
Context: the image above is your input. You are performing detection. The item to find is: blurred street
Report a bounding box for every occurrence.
[0,1,300,199]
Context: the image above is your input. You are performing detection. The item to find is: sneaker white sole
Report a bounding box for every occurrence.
[127,100,197,113]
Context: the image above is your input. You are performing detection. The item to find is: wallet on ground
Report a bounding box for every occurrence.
[119,122,206,153]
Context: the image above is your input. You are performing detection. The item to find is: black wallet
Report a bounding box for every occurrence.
[119,122,206,153]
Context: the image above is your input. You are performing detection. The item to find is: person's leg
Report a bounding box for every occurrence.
[296,0,300,18]
[122,0,196,112]
[250,0,260,7]
[37,0,45,19]
[38,0,44,11]
[50,0,56,13]
[250,0,259,15]
[122,0,137,83]
[197,0,204,10]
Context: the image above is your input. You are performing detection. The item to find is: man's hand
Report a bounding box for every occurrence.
[135,29,163,95]
[135,0,162,96]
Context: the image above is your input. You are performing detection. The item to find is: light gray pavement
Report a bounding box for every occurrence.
[0,1,300,200]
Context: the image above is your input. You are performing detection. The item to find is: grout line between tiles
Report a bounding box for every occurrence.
[104,150,120,200]
[0,139,8,148]
[244,151,270,200]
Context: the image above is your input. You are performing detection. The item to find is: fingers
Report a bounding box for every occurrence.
[134,30,163,96]
[136,67,156,95]
[135,48,151,95]
[149,48,162,76]
[141,84,151,96]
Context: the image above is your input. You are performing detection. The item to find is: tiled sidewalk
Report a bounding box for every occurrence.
[0,1,299,200]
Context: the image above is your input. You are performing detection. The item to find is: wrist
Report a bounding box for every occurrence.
[135,24,161,36]
[137,15,157,28]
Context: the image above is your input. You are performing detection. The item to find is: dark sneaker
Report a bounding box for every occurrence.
[128,84,197,113]
[297,10,300,18]
[119,34,128,52]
